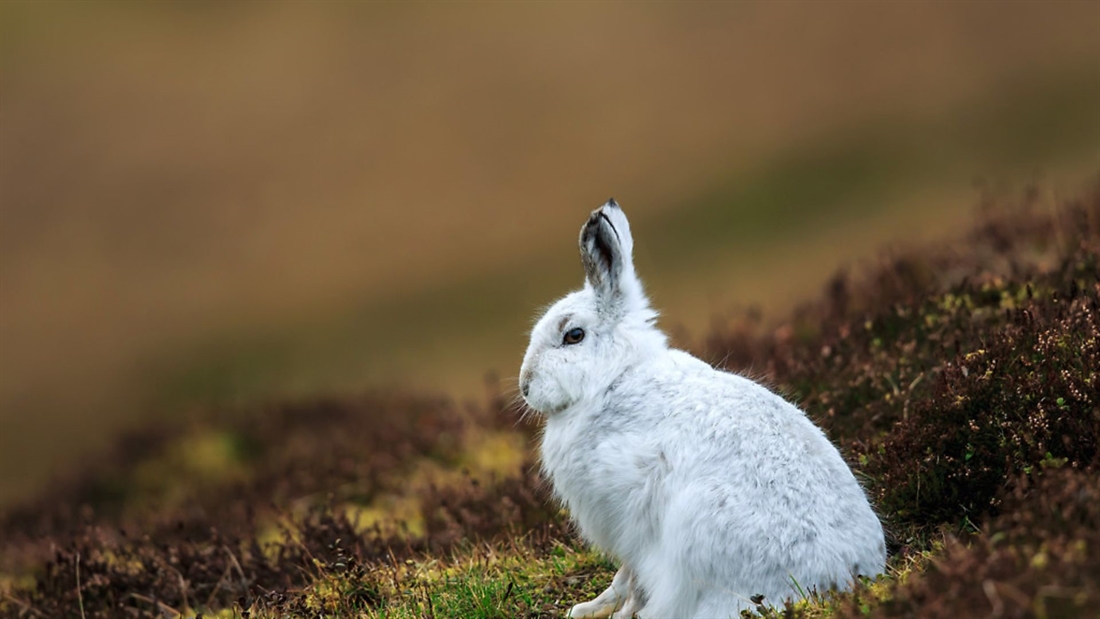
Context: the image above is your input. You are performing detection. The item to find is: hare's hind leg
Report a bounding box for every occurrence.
[568,565,634,618]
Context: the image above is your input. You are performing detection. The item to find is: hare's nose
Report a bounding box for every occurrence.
[520,370,532,397]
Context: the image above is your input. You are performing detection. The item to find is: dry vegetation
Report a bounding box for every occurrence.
[3,2,1099,507]
[0,185,1096,618]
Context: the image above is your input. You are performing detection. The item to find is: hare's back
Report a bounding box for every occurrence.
[647,355,887,571]
[640,355,835,464]
[636,354,873,516]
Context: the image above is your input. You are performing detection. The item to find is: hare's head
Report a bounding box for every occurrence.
[519,199,667,415]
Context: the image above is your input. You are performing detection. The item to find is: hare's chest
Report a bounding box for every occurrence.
[541,415,611,500]
[540,412,664,555]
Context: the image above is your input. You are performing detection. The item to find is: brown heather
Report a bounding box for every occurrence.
[874,466,1099,619]
[706,187,1099,539]
[1,184,1097,618]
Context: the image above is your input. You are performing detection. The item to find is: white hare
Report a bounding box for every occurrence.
[519,200,886,618]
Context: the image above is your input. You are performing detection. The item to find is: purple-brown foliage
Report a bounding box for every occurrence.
[876,466,1100,618]
[2,185,1097,617]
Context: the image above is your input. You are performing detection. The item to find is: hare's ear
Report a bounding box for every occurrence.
[579,199,648,317]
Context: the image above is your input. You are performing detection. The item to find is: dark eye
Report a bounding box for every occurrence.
[562,327,585,345]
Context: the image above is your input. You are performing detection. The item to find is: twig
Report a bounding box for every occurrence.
[129,593,181,617]
[75,552,86,619]
[386,547,401,589]
[204,563,232,610]
[982,579,1004,618]
[222,544,249,585]
[165,564,190,614]
[281,524,328,580]
[1,591,46,618]
[423,584,435,619]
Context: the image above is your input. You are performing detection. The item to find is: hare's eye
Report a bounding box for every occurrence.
[562,327,585,345]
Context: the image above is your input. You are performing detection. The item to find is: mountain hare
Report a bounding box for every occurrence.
[519,200,886,618]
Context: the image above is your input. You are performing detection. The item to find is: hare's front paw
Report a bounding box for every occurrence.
[609,588,642,619]
[567,565,633,618]
[568,600,616,619]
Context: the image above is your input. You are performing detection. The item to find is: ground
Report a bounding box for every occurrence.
[0,185,1097,618]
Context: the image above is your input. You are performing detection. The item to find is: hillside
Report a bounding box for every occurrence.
[3,2,1099,508]
[1,184,1097,617]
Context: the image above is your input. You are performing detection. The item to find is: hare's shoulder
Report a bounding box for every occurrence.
[628,350,796,417]
[621,351,833,459]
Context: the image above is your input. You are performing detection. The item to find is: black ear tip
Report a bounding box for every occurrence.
[606,197,618,208]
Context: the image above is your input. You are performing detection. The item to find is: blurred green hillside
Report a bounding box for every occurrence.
[1,2,1098,507]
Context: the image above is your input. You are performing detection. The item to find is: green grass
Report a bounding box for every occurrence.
[361,542,614,619]
[244,539,932,619]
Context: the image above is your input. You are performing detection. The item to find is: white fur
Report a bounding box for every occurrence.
[519,200,886,618]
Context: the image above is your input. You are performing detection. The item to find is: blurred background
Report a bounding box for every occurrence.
[0,2,1097,509]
